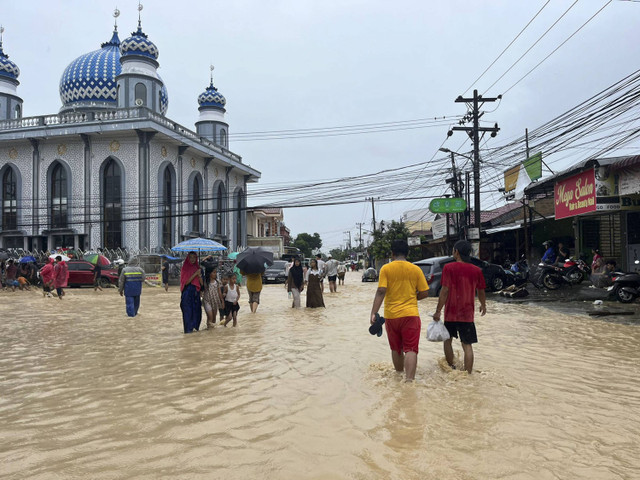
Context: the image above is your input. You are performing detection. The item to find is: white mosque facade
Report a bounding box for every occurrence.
[0,16,260,252]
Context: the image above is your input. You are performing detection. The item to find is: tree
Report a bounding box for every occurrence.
[329,248,347,261]
[292,232,322,258]
[369,221,411,261]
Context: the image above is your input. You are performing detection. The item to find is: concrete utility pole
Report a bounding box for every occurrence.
[451,90,500,231]
[356,222,364,249]
[369,197,377,234]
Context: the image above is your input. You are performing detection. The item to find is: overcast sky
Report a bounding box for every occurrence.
[4,1,639,250]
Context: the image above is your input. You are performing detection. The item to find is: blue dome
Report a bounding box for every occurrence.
[159,82,169,115]
[59,30,121,107]
[0,42,20,82]
[120,24,159,61]
[198,82,226,109]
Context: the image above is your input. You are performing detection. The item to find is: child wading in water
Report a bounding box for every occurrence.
[203,267,225,329]
[222,274,240,327]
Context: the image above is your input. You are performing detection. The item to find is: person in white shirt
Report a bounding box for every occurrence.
[315,254,326,292]
[324,254,340,292]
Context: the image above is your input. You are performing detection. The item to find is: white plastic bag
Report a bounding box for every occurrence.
[426,320,450,342]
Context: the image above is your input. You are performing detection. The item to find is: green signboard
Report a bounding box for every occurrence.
[524,152,542,181]
[429,197,467,214]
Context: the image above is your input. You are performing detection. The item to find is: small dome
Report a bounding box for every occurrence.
[120,23,159,61]
[0,41,20,82]
[198,82,226,109]
[59,30,121,108]
[159,82,169,115]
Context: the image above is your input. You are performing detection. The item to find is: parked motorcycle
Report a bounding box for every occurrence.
[560,257,590,284]
[536,262,573,290]
[608,261,640,303]
[505,256,529,287]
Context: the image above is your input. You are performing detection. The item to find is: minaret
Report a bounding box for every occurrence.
[0,27,23,121]
[195,65,229,148]
[115,3,168,115]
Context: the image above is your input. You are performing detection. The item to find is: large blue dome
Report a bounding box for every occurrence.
[59,30,121,108]
[59,28,168,114]
[198,82,226,109]
[120,24,159,61]
[0,42,20,82]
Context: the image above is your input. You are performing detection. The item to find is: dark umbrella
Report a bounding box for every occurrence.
[235,247,274,274]
[19,256,37,263]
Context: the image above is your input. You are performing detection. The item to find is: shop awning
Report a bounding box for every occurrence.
[485,223,523,235]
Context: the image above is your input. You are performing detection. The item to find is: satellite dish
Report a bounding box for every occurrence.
[135,98,144,106]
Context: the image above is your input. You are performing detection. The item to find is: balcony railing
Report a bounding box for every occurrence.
[0,107,243,164]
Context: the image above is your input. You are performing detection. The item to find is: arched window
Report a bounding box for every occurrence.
[135,83,147,106]
[2,168,17,230]
[162,167,173,247]
[192,177,200,233]
[14,104,21,119]
[236,189,243,246]
[220,129,227,147]
[103,159,122,248]
[215,183,225,235]
[51,163,68,228]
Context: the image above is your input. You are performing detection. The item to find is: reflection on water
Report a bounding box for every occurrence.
[1,271,639,479]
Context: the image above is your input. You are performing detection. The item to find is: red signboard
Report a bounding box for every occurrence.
[554,169,597,220]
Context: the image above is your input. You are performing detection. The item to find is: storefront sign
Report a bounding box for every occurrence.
[554,169,596,220]
[619,166,640,195]
[407,236,421,246]
[429,198,466,214]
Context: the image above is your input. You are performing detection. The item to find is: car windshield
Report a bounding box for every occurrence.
[269,261,287,270]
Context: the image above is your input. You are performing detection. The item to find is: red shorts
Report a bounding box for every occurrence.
[385,316,421,354]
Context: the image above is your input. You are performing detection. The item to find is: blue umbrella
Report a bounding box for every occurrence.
[171,237,227,254]
[19,256,37,263]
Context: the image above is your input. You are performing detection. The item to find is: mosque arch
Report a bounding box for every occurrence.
[47,160,72,229]
[220,129,227,148]
[233,186,245,248]
[187,171,203,234]
[212,180,226,236]
[0,164,21,231]
[158,162,176,248]
[135,83,147,106]
[100,156,125,249]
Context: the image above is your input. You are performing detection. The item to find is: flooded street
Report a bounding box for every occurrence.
[1,271,639,479]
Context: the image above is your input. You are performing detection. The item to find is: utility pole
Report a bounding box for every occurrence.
[449,151,460,238]
[356,222,364,249]
[451,90,500,234]
[369,197,377,234]
[344,230,352,250]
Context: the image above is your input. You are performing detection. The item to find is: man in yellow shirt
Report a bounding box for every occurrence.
[370,239,429,381]
[244,272,263,313]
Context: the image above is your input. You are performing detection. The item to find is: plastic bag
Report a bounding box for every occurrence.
[426,320,450,342]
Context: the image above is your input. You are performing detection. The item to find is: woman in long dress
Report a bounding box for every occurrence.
[180,251,203,333]
[305,259,325,308]
[286,258,304,308]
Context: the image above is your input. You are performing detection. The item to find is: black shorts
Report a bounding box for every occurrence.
[328,275,337,282]
[444,321,477,344]
[225,301,240,313]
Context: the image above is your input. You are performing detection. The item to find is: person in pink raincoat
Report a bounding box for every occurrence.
[40,258,56,297]
[53,256,69,299]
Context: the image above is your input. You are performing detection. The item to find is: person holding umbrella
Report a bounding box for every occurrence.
[235,247,273,314]
[180,251,203,333]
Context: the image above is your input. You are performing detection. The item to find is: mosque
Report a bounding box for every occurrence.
[0,9,260,253]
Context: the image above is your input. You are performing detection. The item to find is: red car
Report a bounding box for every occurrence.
[66,260,120,287]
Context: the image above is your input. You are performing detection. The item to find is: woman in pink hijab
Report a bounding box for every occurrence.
[53,255,69,299]
[180,251,203,333]
[40,258,55,297]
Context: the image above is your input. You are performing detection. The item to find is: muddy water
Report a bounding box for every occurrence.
[1,271,639,479]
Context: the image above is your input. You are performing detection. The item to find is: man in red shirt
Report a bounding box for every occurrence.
[433,240,486,373]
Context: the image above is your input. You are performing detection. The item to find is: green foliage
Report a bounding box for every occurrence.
[369,221,411,260]
[292,232,323,258]
[329,248,347,261]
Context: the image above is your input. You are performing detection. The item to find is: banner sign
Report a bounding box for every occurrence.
[504,165,520,193]
[429,198,466,213]
[554,169,596,220]
[524,152,542,181]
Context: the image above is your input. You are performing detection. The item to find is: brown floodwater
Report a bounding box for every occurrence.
[1,271,639,479]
